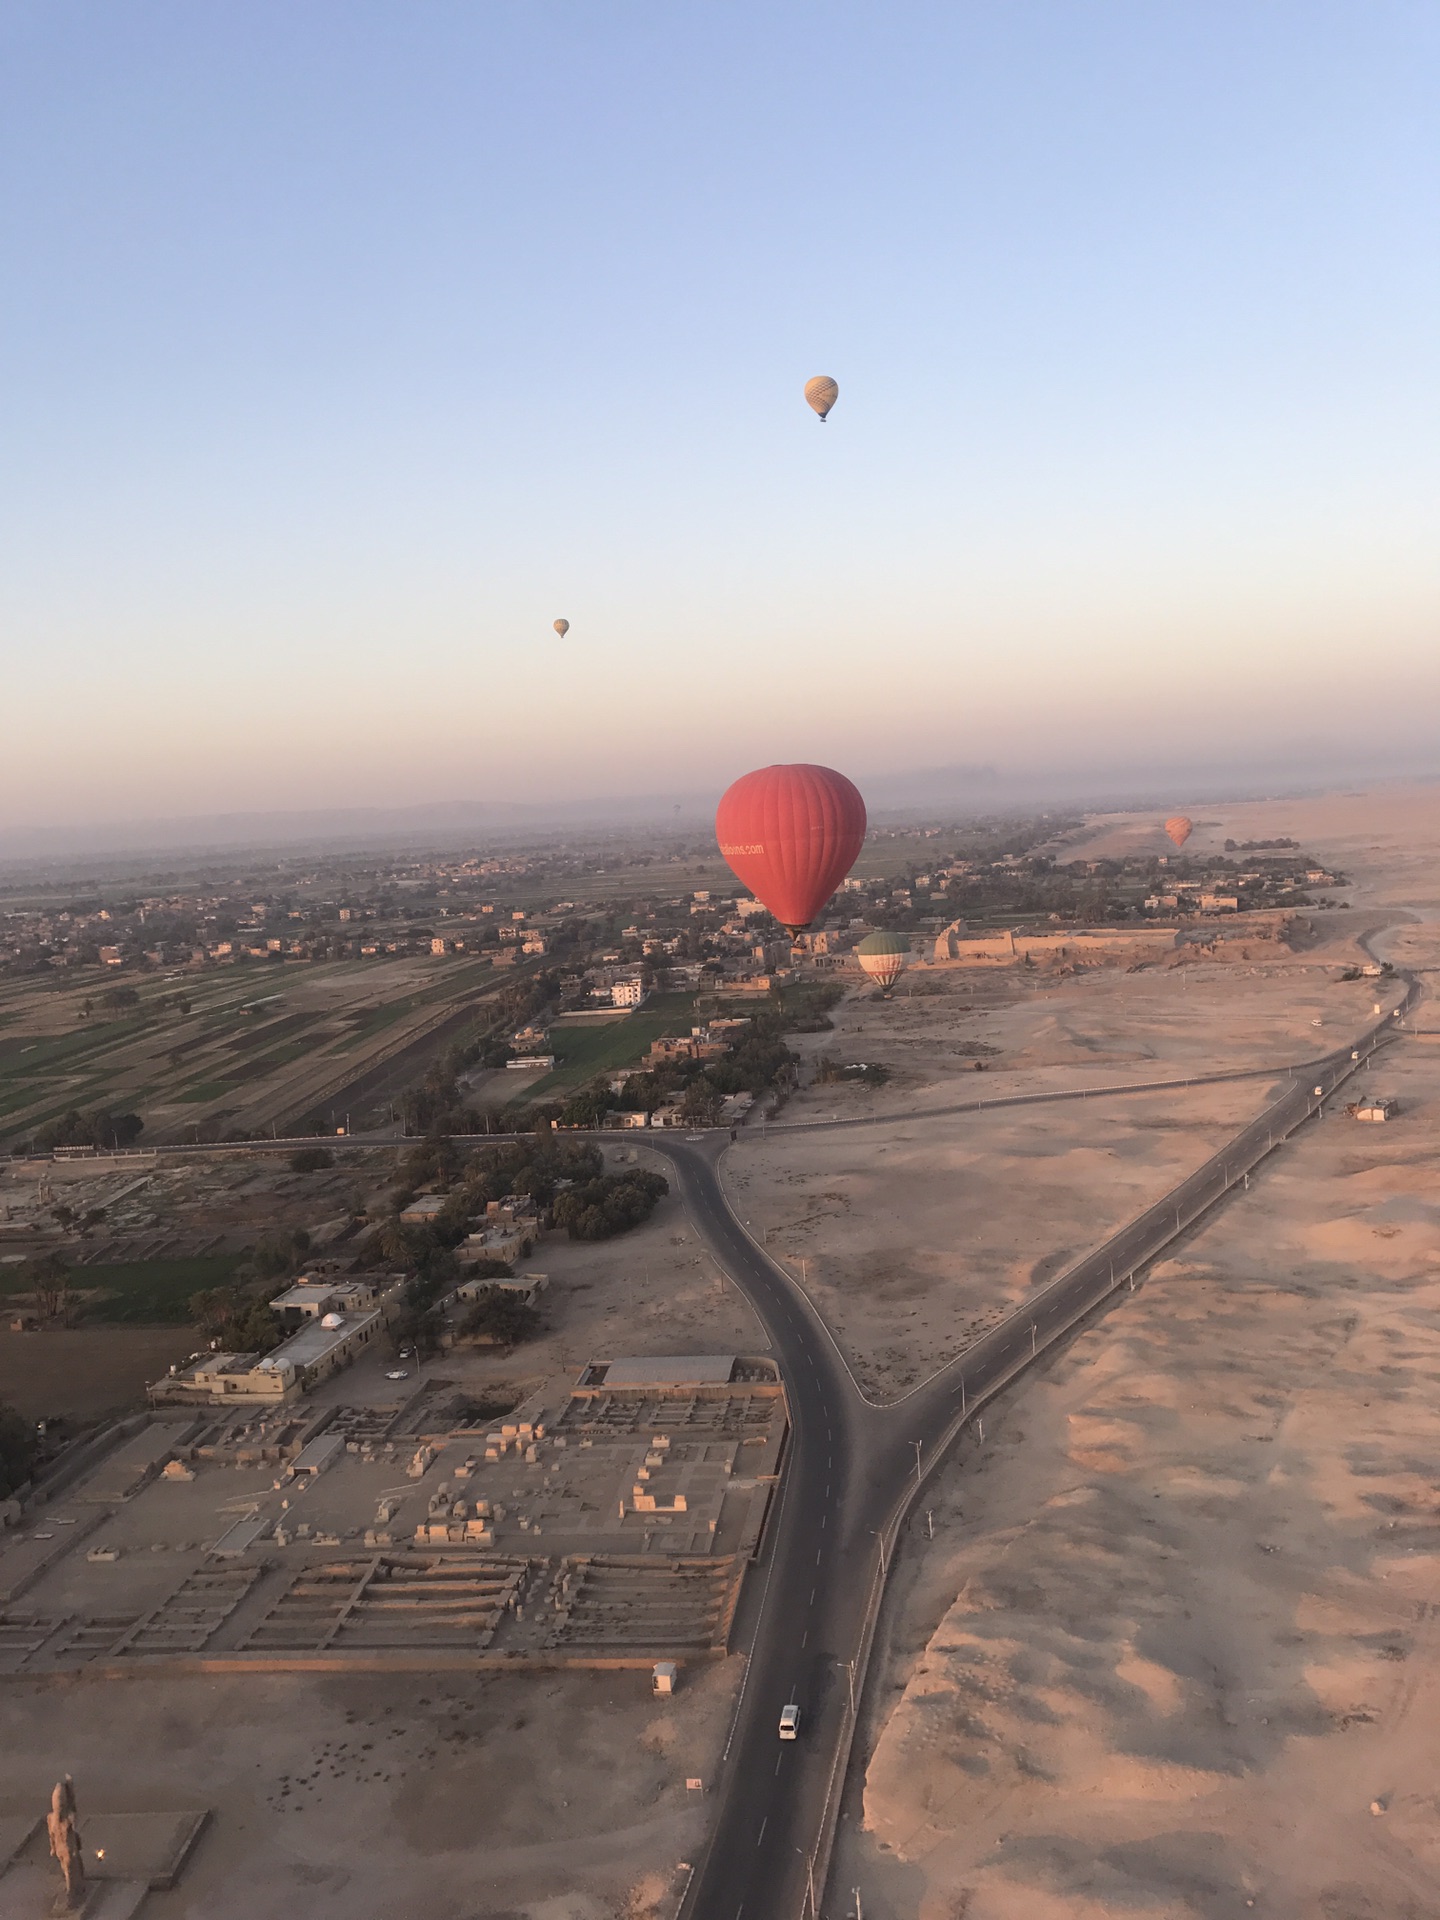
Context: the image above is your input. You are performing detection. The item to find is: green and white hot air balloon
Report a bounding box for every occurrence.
[856,930,909,994]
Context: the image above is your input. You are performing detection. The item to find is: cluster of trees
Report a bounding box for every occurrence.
[391,1135,603,1223]
[288,1146,334,1173]
[31,1107,144,1152]
[456,1286,544,1348]
[0,1402,38,1501]
[186,1227,313,1353]
[386,1256,458,1358]
[16,1252,76,1325]
[248,1227,313,1281]
[400,1061,476,1136]
[78,987,192,1020]
[362,1138,607,1351]
[552,1167,668,1240]
[187,1286,284,1354]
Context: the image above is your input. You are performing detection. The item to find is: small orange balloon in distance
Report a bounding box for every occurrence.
[553,619,570,638]
[1164,815,1193,850]
[804,375,838,422]
[716,763,867,934]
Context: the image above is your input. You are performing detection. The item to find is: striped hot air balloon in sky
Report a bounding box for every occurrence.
[716,763,866,934]
[856,930,909,994]
[804,375,838,421]
[1164,815,1193,850]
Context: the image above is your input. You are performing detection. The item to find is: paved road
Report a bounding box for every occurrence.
[645,984,1421,1920]
[60,982,1418,1920]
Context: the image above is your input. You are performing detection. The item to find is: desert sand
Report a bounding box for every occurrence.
[817,785,1440,1919]
[0,1662,732,1920]
[724,1081,1273,1398]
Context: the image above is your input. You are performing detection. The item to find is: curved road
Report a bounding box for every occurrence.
[641,982,1420,1920]
[113,974,1420,1920]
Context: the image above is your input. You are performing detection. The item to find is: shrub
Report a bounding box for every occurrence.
[288,1146,335,1172]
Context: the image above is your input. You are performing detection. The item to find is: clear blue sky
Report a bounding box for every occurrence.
[2,2,1437,828]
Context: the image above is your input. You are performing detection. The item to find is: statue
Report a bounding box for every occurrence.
[46,1775,85,1910]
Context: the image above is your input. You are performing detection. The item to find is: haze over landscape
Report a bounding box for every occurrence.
[3,1,1438,840]
[4,9,1440,1920]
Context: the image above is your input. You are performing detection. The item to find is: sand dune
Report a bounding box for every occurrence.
[838,1031,1440,1918]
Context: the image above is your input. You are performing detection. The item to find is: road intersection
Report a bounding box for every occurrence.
[647,981,1419,1920]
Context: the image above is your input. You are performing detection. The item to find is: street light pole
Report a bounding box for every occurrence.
[911,1439,923,1488]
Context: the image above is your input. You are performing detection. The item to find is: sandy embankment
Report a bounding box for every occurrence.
[839,1038,1440,1919]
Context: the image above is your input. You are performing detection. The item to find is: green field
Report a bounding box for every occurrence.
[0,1251,242,1324]
[0,951,537,1147]
[518,996,695,1100]
[79,1254,243,1325]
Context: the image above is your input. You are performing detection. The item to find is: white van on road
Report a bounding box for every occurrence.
[778,1703,801,1740]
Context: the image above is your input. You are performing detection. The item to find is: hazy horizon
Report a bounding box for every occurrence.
[3,3,1437,834]
[3,752,1437,869]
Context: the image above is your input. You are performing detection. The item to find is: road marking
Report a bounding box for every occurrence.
[816,1549,822,1563]
[774,1755,783,1775]
[758,1817,767,1842]
[801,1630,807,1647]
[820,1515,826,1528]
[810,1587,816,1604]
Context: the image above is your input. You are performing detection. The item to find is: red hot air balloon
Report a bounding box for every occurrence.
[716,764,867,934]
[1164,815,1194,850]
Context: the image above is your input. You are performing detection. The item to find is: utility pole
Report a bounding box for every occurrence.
[912,1440,923,1488]
[1030,1323,1037,1358]
[845,1659,856,1713]
[926,1509,934,1540]
[797,1850,817,1920]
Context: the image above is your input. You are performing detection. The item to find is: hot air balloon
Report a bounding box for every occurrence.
[804,375,838,422]
[1164,815,1193,850]
[857,930,909,995]
[716,764,866,934]
[553,619,570,639]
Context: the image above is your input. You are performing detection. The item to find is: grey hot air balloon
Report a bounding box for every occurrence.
[553,619,570,639]
[804,375,838,422]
